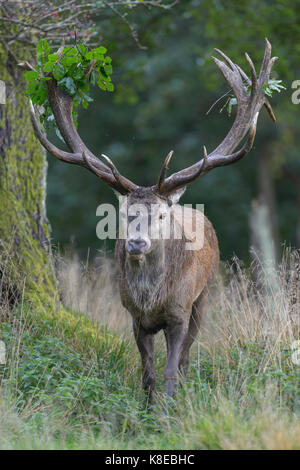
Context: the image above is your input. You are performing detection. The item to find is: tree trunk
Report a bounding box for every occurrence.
[0,46,57,311]
[257,148,280,263]
[249,147,279,295]
[296,181,300,249]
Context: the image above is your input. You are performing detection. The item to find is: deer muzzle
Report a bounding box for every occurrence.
[126,238,149,257]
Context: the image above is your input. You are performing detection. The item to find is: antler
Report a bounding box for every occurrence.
[156,39,277,195]
[29,77,138,195]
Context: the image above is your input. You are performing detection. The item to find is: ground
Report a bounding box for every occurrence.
[0,252,299,450]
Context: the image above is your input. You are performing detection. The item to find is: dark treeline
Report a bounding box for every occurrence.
[46,0,300,261]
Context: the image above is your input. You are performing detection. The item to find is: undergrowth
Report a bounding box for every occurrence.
[0,251,299,449]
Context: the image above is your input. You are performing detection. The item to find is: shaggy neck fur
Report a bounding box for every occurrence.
[120,234,189,314]
[125,247,165,313]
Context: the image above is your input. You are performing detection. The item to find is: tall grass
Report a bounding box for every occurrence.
[57,252,131,333]
[0,248,299,449]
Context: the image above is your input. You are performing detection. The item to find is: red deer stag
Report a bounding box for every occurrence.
[28,40,277,403]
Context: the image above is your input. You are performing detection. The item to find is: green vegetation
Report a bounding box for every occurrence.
[44,0,300,261]
[0,0,299,451]
[25,38,114,137]
[224,79,286,116]
[0,253,299,450]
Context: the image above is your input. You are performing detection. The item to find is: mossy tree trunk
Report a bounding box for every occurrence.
[0,47,57,311]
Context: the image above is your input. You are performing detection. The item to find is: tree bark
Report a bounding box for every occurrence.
[0,46,57,311]
[296,181,300,249]
[257,148,280,263]
[249,146,280,294]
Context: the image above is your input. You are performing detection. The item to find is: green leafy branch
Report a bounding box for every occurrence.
[262,79,286,97]
[216,79,286,117]
[24,38,114,139]
[228,79,286,116]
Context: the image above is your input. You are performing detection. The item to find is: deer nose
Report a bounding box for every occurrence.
[127,238,147,255]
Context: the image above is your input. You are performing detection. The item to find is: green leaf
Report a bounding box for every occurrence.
[55,126,64,143]
[106,82,114,92]
[97,80,107,91]
[65,47,77,56]
[95,46,107,55]
[95,54,104,62]
[90,70,98,85]
[104,64,113,75]
[262,79,286,98]
[36,38,50,63]
[31,82,47,105]
[73,67,85,80]
[74,80,89,93]
[85,51,94,61]
[42,39,50,56]
[82,93,93,103]
[24,71,39,81]
[78,44,87,56]
[58,77,77,96]
[48,54,58,62]
[63,56,79,66]
[53,63,66,81]
[25,81,39,97]
[227,97,237,116]
[36,42,42,56]
[43,61,55,73]
[264,87,273,97]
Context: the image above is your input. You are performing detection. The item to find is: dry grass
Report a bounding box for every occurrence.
[0,247,299,449]
[200,251,299,352]
[54,248,300,450]
[57,251,132,333]
[57,249,299,354]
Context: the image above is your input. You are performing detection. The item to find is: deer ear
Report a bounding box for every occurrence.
[168,186,186,205]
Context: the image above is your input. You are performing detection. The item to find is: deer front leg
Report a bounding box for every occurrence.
[179,289,208,376]
[164,320,189,397]
[132,319,156,405]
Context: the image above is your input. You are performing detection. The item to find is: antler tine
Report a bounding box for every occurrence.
[29,76,137,194]
[30,100,84,165]
[264,98,276,122]
[157,150,174,192]
[81,151,109,179]
[266,56,279,81]
[156,40,277,196]
[30,99,136,194]
[101,153,135,191]
[245,52,258,96]
[211,55,244,102]
[236,60,276,123]
[258,38,272,86]
[82,152,135,193]
[101,153,122,180]
[214,48,237,71]
[203,145,208,163]
[157,146,209,194]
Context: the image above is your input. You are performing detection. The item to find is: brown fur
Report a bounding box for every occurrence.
[115,187,219,403]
